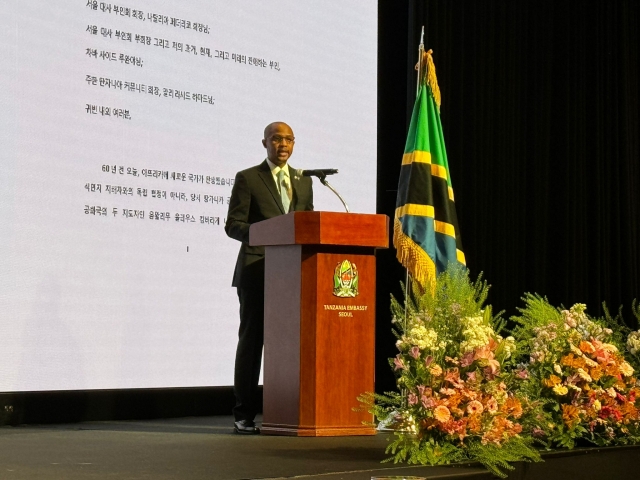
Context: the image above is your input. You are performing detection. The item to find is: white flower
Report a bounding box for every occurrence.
[407,325,440,350]
[500,336,517,359]
[459,315,495,353]
[627,331,640,355]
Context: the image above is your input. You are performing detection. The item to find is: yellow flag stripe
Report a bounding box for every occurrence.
[396,205,459,242]
[431,163,447,180]
[395,204,434,219]
[402,150,432,165]
[457,249,466,265]
[435,220,456,238]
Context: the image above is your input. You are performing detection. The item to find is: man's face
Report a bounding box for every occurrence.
[262,123,295,167]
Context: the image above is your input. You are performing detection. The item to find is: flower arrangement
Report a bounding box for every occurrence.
[360,270,640,475]
[618,301,640,373]
[511,295,640,448]
[361,267,540,477]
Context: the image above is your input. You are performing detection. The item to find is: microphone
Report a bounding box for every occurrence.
[296,168,338,178]
[295,168,350,213]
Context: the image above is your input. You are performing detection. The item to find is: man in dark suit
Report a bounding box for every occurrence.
[225,122,314,434]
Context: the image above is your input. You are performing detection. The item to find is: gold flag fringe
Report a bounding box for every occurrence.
[393,217,436,290]
[424,49,441,111]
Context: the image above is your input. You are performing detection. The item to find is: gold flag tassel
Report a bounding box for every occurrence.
[424,49,441,111]
[393,217,436,291]
[414,49,441,110]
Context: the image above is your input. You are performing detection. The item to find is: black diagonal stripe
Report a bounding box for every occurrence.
[397,162,463,251]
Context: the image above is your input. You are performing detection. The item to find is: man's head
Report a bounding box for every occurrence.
[262,122,295,167]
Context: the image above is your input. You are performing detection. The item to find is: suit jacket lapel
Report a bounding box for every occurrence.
[257,160,285,214]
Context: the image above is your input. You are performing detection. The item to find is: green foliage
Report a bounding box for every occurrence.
[509,293,561,365]
[467,436,541,478]
[383,432,541,478]
[385,434,466,466]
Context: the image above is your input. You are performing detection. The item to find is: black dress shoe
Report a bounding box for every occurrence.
[234,419,260,435]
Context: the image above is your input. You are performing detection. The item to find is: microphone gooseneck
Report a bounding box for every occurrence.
[295,168,349,213]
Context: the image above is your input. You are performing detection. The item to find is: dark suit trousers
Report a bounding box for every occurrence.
[233,272,265,422]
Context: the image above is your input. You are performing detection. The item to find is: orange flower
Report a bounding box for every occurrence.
[433,405,451,423]
[467,414,482,433]
[562,404,581,427]
[620,402,639,421]
[543,375,562,388]
[579,341,596,354]
[501,397,524,419]
[590,366,603,381]
[561,354,574,367]
[562,353,586,369]
[606,363,621,377]
[481,416,522,445]
[447,393,462,409]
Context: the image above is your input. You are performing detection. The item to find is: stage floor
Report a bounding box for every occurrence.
[1,416,638,479]
[0,415,489,480]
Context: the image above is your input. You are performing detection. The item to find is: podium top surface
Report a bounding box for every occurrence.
[249,211,389,248]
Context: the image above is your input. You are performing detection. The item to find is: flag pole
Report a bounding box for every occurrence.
[399,27,426,421]
[416,26,425,97]
[405,26,425,331]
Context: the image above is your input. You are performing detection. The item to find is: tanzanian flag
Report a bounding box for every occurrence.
[393,50,466,287]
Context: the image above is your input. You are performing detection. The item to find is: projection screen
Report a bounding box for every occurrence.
[0,1,377,391]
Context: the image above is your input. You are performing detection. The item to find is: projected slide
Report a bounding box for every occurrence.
[0,1,377,391]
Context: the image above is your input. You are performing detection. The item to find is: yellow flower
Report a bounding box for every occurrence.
[593,400,602,412]
[553,384,568,396]
[429,364,443,377]
[576,368,592,382]
[434,405,451,423]
[584,357,598,368]
[569,343,584,356]
[620,361,635,377]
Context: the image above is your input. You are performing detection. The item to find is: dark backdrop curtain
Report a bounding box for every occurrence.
[377,1,639,391]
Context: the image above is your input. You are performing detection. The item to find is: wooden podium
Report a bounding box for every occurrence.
[250,211,389,436]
